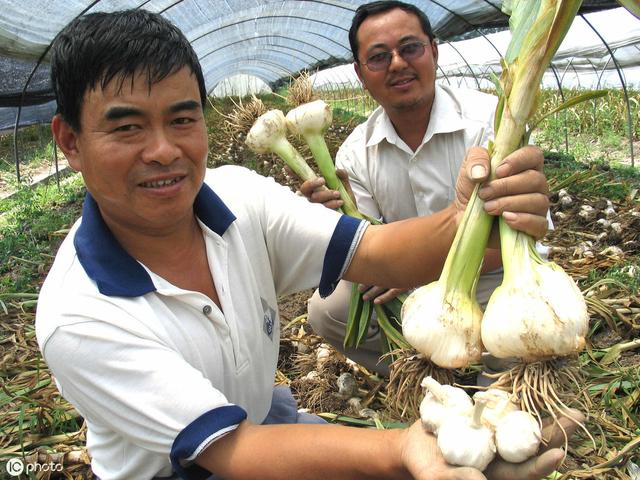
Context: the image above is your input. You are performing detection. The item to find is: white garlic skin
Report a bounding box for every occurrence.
[285,100,332,135]
[481,263,588,360]
[437,416,496,471]
[473,389,518,429]
[402,282,483,368]
[495,410,541,463]
[245,110,287,153]
[419,377,473,433]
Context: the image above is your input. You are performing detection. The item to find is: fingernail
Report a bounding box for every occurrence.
[503,211,517,221]
[337,200,344,206]
[484,200,496,211]
[471,165,486,180]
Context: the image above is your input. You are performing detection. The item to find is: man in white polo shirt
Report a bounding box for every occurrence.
[36,8,577,480]
[303,1,548,375]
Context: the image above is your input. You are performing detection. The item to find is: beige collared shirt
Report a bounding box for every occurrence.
[336,84,502,302]
[336,83,498,223]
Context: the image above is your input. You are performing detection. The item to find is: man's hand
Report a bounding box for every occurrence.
[298,169,354,210]
[358,285,409,304]
[455,145,549,240]
[400,409,584,480]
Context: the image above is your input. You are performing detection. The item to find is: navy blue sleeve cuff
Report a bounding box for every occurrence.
[319,216,366,298]
[171,404,247,480]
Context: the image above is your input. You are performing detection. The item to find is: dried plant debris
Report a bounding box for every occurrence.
[287,71,317,107]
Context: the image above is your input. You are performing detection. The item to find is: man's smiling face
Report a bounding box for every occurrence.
[354,8,438,115]
[56,67,208,236]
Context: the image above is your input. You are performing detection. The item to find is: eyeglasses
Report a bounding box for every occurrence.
[362,41,430,72]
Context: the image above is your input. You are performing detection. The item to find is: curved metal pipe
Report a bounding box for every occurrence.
[12,0,103,183]
[581,14,635,166]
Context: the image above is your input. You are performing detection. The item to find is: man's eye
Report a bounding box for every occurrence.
[368,52,390,64]
[113,124,138,132]
[173,117,194,125]
[400,43,421,55]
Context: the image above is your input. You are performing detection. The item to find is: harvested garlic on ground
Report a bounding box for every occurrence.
[437,398,496,471]
[419,376,473,434]
[473,389,518,429]
[495,410,541,463]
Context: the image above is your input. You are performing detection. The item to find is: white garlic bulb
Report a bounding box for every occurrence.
[495,410,541,463]
[482,259,588,360]
[419,376,473,434]
[402,283,483,368]
[437,399,496,471]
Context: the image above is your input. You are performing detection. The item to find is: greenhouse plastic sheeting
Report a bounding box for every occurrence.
[311,7,640,91]
[0,0,627,131]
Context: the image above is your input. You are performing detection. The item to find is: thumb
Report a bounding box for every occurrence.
[464,146,490,182]
[455,146,490,208]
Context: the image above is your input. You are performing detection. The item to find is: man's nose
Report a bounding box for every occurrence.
[141,129,180,164]
[388,49,409,71]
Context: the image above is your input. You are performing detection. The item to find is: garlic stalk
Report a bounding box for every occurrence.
[285,100,410,354]
[437,398,496,471]
[400,186,488,369]
[479,1,589,360]
[245,109,318,183]
[285,100,362,219]
[419,376,473,434]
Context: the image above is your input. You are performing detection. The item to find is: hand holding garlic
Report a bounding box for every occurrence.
[400,407,584,480]
[418,378,545,471]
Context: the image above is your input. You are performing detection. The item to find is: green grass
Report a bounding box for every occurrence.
[0,174,85,296]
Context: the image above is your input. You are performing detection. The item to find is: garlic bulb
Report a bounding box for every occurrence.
[401,174,491,369]
[285,99,332,136]
[419,376,473,433]
[481,225,588,360]
[437,398,496,471]
[473,389,518,429]
[495,410,541,463]
[245,109,317,183]
[402,284,483,368]
[285,100,362,219]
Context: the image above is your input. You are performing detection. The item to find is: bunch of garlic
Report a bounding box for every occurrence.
[420,378,542,470]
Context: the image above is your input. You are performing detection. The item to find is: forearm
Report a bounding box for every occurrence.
[345,204,458,288]
[195,421,409,480]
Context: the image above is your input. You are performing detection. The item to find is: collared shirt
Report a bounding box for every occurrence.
[336,83,497,223]
[336,84,503,302]
[36,166,367,480]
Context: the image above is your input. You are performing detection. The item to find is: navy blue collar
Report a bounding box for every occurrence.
[74,183,236,297]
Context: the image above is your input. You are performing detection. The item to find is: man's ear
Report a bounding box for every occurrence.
[354,62,366,90]
[431,39,439,70]
[51,114,82,172]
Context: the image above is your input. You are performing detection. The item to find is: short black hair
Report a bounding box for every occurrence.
[348,1,434,63]
[50,9,207,131]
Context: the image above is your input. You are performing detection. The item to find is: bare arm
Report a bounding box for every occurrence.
[194,411,583,480]
[196,421,410,480]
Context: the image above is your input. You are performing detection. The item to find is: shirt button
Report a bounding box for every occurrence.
[203,305,213,315]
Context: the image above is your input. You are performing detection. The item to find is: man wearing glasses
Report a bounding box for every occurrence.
[302,0,535,374]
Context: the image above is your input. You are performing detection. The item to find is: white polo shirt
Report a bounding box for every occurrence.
[36,166,367,480]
